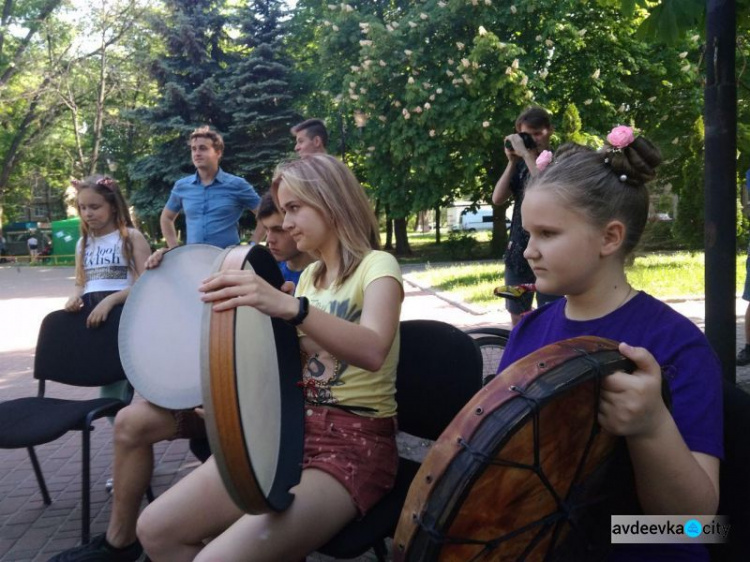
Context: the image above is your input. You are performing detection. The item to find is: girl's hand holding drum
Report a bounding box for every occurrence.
[200,269,299,320]
[598,342,671,438]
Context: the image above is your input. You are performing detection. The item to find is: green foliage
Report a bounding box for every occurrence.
[444,230,478,260]
[673,117,705,248]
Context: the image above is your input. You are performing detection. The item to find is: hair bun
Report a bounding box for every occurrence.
[605,135,662,185]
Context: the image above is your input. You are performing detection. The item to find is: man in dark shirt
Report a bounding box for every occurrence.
[492,106,561,326]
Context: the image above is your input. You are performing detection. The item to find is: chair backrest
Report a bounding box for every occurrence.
[396,320,483,440]
[34,306,127,387]
[711,382,750,561]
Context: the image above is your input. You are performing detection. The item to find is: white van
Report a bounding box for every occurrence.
[455,207,494,231]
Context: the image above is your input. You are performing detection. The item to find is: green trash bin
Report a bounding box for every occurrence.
[51,218,80,264]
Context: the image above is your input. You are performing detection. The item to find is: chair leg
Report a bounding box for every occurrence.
[81,428,91,544]
[27,447,51,505]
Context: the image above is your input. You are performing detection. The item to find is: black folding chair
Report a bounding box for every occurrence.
[0,306,133,544]
[316,319,483,560]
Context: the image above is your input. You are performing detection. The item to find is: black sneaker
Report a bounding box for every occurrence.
[48,534,143,562]
[737,346,750,366]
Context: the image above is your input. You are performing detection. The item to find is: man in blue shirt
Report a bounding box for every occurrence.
[160,126,263,249]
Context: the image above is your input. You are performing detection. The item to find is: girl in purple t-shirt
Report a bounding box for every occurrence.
[498,126,722,561]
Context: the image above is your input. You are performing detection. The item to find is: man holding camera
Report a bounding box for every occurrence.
[492,106,560,326]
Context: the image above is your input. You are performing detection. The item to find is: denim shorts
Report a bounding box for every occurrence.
[302,405,398,516]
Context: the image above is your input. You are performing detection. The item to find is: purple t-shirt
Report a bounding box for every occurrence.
[497,292,723,561]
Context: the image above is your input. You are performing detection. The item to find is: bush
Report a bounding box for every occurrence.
[445,230,478,260]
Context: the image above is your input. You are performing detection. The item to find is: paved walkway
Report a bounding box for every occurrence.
[0,263,748,561]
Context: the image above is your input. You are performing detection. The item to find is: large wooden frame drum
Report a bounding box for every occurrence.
[201,245,304,514]
[394,336,635,562]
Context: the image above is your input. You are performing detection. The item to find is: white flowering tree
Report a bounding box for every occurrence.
[290,0,703,253]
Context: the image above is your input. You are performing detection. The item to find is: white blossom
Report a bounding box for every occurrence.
[429,94,435,101]
[584,99,592,105]
[681,63,691,73]
[351,65,360,72]
[691,34,700,42]
[510,5,517,14]
[429,129,436,137]
[378,115,387,122]
[327,4,336,9]
[360,87,367,93]
[456,42,465,50]
[478,26,487,36]
[485,0,492,4]
[679,51,688,59]
[349,81,356,88]
[408,21,418,28]
[578,29,587,37]
[332,24,339,31]
[394,100,401,107]
[359,22,370,30]
[535,35,543,42]
[414,106,423,113]
[463,74,472,84]
[648,96,657,103]
[448,58,454,65]
[367,146,375,152]
[424,102,431,110]
[392,21,399,28]
[379,60,387,66]
[511,58,519,69]
[520,75,528,86]
[672,137,679,145]
[342,4,353,12]
[461,58,471,68]
[420,13,429,20]
[471,0,478,5]
[545,39,554,47]
[436,88,443,94]
[538,68,549,79]
[404,49,413,56]
[350,94,359,100]
[591,68,600,79]
[423,82,431,89]
[386,24,393,32]
[359,40,372,46]
[505,66,513,75]
[408,76,415,84]
[438,1,447,7]
[323,20,331,26]
[472,61,479,69]
[618,103,626,112]
[483,121,491,128]
[446,70,454,77]
[402,108,411,119]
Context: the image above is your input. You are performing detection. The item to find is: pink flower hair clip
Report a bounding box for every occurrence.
[536,150,553,172]
[70,179,83,190]
[96,176,117,191]
[606,125,635,150]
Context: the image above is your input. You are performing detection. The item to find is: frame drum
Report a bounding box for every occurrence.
[119,244,222,410]
[201,244,304,514]
[394,336,636,562]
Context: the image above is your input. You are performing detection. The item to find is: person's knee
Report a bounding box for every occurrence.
[114,403,175,448]
[136,502,167,555]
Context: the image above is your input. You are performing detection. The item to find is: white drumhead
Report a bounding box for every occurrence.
[119,244,222,409]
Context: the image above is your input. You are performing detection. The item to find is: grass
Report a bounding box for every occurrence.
[406,251,747,308]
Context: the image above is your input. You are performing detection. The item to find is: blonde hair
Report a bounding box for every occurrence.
[73,175,137,286]
[271,154,380,287]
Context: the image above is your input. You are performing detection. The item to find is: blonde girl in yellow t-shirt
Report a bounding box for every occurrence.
[136,154,403,562]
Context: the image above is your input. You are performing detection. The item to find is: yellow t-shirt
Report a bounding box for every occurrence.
[296,250,402,418]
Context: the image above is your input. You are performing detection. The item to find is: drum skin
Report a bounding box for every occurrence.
[394,336,634,562]
[202,245,304,514]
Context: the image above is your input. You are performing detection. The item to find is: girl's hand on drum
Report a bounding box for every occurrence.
[145,247,169,270]
[597,343,670,438]
[200,270,298,319]
[64,296,84,312]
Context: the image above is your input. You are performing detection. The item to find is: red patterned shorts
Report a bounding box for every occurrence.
[302,405,398,516]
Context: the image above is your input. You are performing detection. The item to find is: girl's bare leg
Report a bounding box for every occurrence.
[195,468,357,562]
[136,457,244,562]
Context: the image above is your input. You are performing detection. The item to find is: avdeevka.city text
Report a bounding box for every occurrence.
[611,520,730,538]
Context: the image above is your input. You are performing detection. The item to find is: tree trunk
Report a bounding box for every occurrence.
[394,217,412,256]
[384,204,393,250]
[434,204,441,244]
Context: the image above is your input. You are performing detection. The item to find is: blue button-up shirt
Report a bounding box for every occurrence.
[165,169,260,248]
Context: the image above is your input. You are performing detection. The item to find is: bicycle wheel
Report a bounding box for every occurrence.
[473,335,507,386]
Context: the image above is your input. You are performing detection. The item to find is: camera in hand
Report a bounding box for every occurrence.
[504,132,537,151]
